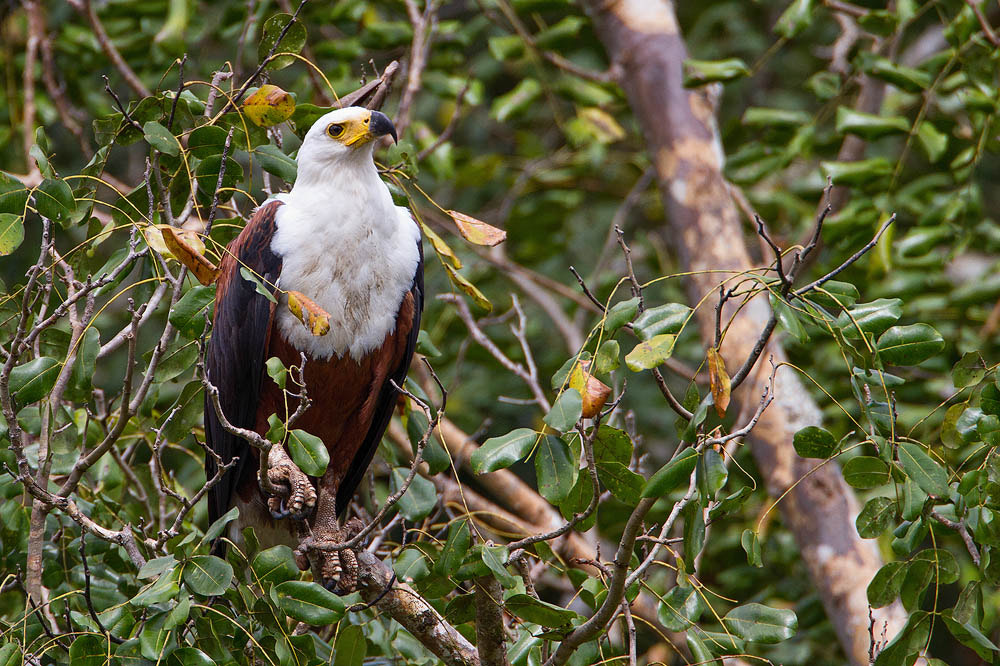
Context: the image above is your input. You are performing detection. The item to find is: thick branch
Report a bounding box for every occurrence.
[581,2,905,664]
[357,550,479,666]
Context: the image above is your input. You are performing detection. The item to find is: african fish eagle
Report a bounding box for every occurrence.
[204,107,422,589]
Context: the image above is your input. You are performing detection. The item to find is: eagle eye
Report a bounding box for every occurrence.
[327,123,345,138]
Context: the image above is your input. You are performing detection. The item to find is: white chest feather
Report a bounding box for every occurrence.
[269,181,420,361]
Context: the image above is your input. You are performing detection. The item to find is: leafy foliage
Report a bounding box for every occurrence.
[0,1,998,665]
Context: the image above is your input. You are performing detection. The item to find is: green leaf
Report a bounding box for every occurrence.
[274,580,345,625]
[596,461,644,506]
[875,324,945,366]
[333,623,366,666]
[874,611,931,666]
[593,339,620,374]
[266,356,287,389]
[188,125,229,158]
[259,13,308,71]
[821,158,893,186]
[35,178,76,225]
[792,425,837,459]
[481,543,518,588]
[805,280,859,310]
[287,428,329,476]
[742,107,811,128]
[632,303,691,341]
[138,555,177,580]
[835,107,910,140]
[603,297,640,333]
[200,506,239,546]
[952,351,987,388]
[625,334,676,371]
[390,467,437,521]
[683,58,750,87]
[435,519,471,577]
[504,593,579,627]
[685,632,720,665]
[194,155,243,206]
[239,266,277,303]
[169,285,215,338]
[836,298,903,339]
[698,449,728,498]
[916,121,948,162]
[251,545,300,586]
[741,529,762,567]
[912,548,959,584]
[143,120,179,155]
[0,172,29,214]
[842,456,890,489]
[65,326,100,402]
[775,0,814,37]
[131,567,181,606]
[470,428,537,474]
[535,435,576,504]
[165,647,215,666]
[9,357,60,405]
[182,555,233,596]
[942,611,999,661]
[657,585,703,631]
[723,603,797,644]
[769,293,809,343]
[254,144,298,182]
[867,561,906,608]
[682,501,705,572]
[898,442,949,497]
[861,56,931,93]
[491,79,541,122]
[544,389,582,432]
[0,214,24,255]
[69,635,106,666]
[856,497,896,538]
[592,426,632,466]
[643,448,699,498]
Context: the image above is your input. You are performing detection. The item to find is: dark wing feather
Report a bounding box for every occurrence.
[205,201,284,526]
[335,237,424,515]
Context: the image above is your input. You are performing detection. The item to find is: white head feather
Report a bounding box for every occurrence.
[268,107,420,361]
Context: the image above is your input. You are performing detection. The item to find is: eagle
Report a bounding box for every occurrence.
[203,107,423,589]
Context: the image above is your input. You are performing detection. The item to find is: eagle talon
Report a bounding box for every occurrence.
[268,496,291,520]
[263,446,318,522]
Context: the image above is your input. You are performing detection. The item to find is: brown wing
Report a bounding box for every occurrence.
[204,200,284,526]
[335,237,423,515]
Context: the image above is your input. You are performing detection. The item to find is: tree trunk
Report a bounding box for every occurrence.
[581,1,905,663]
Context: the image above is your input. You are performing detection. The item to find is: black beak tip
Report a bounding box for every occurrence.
[370,110,398,143]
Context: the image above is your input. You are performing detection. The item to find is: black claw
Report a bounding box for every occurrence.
[270,497,291,520]
[322,577,340,592]
[289,504,312,521]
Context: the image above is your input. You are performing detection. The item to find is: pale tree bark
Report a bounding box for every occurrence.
[580,2,906,664]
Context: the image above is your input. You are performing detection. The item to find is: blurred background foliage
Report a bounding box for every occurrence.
[0,0,999,664]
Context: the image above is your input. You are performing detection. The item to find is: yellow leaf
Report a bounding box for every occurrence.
[287,290,330,336]
[569,360,612,419]
[707,347,731,417]
[159,225,219,286]
[624,334,676,372]
[578,107,626,143]
[243,84,296,128]
[419,220,461,269]
[443,263,492,312]
[448,210,507,247]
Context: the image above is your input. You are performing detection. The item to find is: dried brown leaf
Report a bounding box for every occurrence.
[707,346,731,417]
[287,290,331,336]
[569,360,612,419]
[160,225,219,285]
[448,210,507,247]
